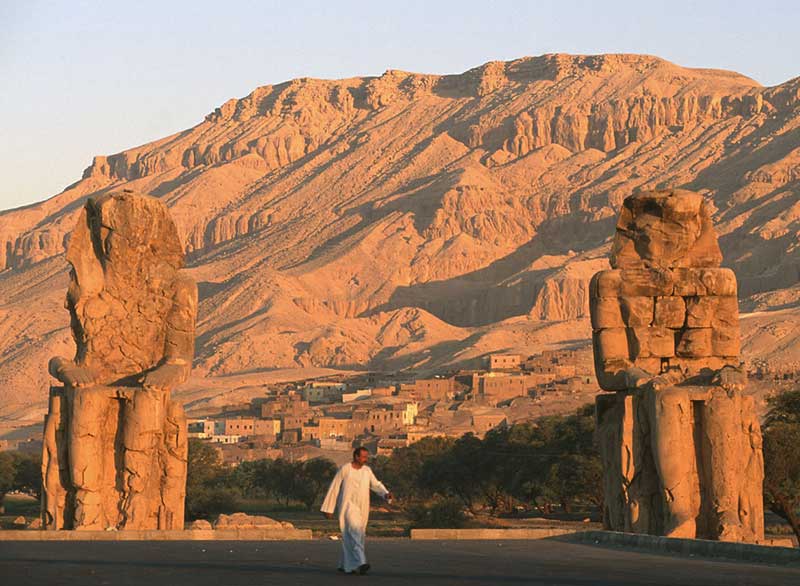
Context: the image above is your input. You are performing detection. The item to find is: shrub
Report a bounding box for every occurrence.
[408,497,467,529]
[186,486,239,520]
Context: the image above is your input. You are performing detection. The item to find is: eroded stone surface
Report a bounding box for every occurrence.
[41,191,197,531]
[214,513,295,530]
[591,189,764,543]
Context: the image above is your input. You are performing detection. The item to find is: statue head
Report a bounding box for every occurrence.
[65,190,185,381]
[610,189,722,269]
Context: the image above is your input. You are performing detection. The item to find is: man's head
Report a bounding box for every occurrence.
[353,447,369,465]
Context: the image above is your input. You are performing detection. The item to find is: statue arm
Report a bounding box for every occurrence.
[142,274,198,391]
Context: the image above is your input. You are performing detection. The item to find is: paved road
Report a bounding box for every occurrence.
[1,539,797,586]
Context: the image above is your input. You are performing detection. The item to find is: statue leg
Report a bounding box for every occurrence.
[67,386,113,530]
[159,400,187,529]
[121,388,167,528]
[702,389,752,541]
[42,388,68,529]
[646,387,697,538]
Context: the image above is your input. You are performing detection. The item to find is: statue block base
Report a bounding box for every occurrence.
[41,385,188,531]
[595,385,764,542]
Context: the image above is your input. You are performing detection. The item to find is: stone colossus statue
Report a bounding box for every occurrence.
[42,190,197,530]
[592,189,763,543]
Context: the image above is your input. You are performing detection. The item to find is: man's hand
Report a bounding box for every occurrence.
[323,512,334,520]
[385,492,394,504]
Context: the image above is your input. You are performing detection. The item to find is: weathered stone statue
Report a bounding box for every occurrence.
[41,190,197,530]
[592,189,764,542]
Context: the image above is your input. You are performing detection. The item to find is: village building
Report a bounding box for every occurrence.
[210,434,241,444]
[342,389,372,403]
[319,437,353,452]
[488,353,521,370]
[318,416,355,440]
[187,418,215,439]
[260,394,310,418]
[302,381,347,403]
[369,386,395,397]
[215,417,255,436]
[279,414,308,433]
[252,418,281,439]
[398,377,461,401]
[376,437,410,456]
[302,423,321,442]
[471,372,543,404]
[351,401,418,435]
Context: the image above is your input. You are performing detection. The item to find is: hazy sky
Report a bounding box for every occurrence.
[1,0,798,211]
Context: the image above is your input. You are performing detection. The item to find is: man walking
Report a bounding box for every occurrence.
[321,447,392,575]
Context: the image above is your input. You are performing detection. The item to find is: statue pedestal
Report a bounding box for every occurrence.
[595,385,764,542]
[41,385,188,531]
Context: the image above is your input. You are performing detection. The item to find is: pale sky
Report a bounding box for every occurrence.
[1,0,798,211]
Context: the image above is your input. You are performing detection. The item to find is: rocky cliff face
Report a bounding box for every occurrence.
[1,53,799,415]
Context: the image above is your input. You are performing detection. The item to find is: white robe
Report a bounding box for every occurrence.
[321,463,389,572]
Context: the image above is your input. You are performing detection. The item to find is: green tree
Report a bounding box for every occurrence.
[295,458,337,510]
[483,405,601,515]
[186,438,223,488]
[270,459,301,507]
[762,389,800,545]
[408,496,467,528]
[372,436,454,501]
[231,459,274,499]
[13,452,42,500]
[185,439,238,520]
[0,451,14,514]
[421,433,499,514]
[484,422,556,514]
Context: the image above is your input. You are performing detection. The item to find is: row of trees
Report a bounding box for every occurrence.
[186,440,337,518]
[371,405,602,520]
[184,406,602,521]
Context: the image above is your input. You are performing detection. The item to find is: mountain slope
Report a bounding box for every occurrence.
[1,53,799,419]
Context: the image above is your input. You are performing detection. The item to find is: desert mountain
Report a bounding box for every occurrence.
[1,54,799,421]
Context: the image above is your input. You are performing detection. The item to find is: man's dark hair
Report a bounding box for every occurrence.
[353,446,368,459]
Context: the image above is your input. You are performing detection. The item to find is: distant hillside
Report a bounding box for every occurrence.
[1,53,798,420]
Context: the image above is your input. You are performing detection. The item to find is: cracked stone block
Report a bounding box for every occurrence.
[594,328,629,361]
[654,296,686,328]
[628,327,675,358]
[590,296,625,329]
[619,268,674,296]
[676,327,713,357]
[591,270,624,298]
[713,296,739,328]
[712,326,740,356]
[620,296,655,327]
[700,268,738,296]
[685,296,717,327]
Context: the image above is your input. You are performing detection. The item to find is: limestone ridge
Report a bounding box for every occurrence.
[0,54,798,412]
